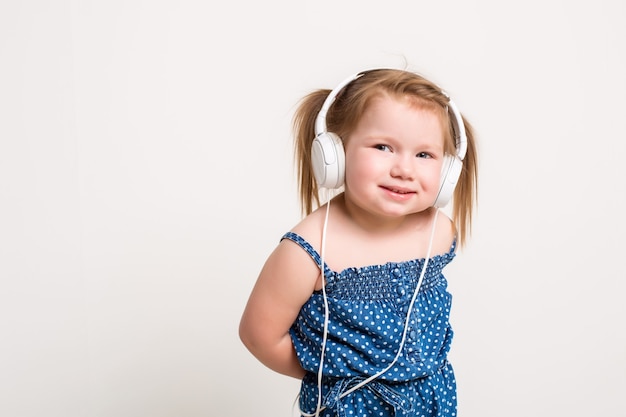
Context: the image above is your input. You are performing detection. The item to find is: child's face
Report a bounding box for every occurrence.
[343,94,445,220]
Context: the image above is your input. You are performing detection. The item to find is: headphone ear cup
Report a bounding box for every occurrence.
[311,132,345,189]
[434,155,463,208]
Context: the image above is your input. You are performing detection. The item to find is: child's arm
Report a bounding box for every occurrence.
[239,238,320,379]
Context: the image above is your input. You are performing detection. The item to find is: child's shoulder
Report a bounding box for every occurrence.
[287,203,330,248]
[433,209,456,254]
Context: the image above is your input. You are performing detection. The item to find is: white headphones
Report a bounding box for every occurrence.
[311,71,467,208]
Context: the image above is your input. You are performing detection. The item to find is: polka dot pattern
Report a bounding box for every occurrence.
[282,232,458,417]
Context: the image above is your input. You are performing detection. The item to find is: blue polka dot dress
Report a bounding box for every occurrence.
[283,232,458,417]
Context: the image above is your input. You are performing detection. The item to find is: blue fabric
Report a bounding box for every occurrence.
[283,232,458,417]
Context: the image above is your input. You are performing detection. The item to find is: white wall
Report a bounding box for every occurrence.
[1,1,624,416]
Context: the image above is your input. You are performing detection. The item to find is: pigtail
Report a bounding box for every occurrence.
[452,116,478,248]
[293,90,330,216]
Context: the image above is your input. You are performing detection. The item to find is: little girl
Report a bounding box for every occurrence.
[240,68,478,417]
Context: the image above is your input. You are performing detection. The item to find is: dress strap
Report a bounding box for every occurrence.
[281,232,333,279]
[448,236,458,255]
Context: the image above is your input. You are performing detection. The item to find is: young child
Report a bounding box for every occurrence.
[239,68,478,417]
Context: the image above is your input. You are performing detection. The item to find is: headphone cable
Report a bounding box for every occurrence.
[300,206,439,416]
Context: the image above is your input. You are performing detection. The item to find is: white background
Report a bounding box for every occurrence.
[1,1,624,416]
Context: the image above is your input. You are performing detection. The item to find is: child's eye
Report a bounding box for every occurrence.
[375,144,391,152]
[416,152,432,159]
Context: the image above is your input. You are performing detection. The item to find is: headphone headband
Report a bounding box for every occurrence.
[443,93,467,160]
[315,71,467,160]
[314,73,364,136]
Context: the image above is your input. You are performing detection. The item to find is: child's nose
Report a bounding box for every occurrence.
[390,156,415,179]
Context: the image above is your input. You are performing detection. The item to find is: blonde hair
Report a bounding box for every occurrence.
[293,69,478,246]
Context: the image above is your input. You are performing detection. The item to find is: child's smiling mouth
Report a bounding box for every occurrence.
[383,185,414,194]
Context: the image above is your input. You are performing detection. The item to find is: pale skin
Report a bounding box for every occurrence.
[239,93,456,379]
